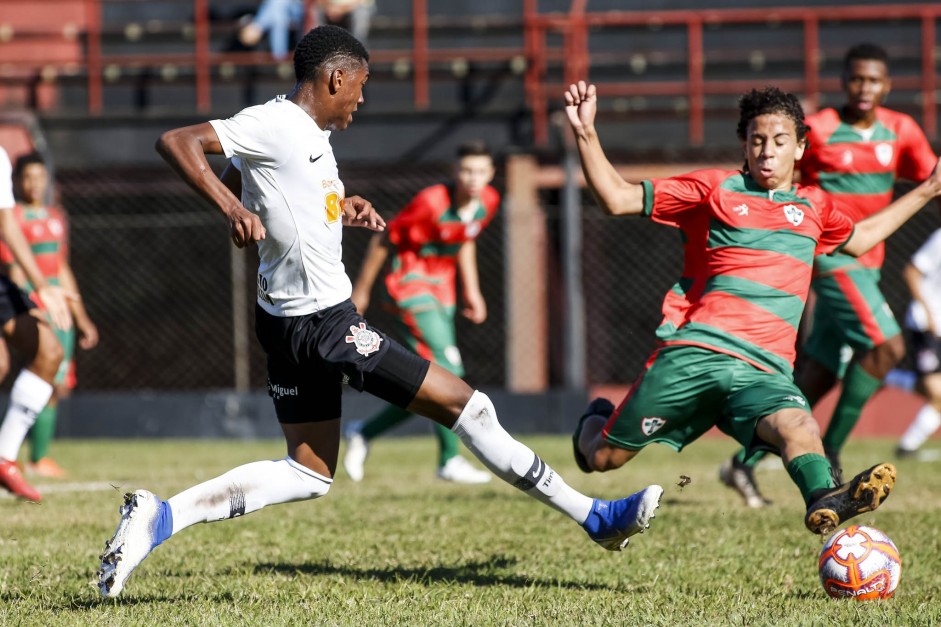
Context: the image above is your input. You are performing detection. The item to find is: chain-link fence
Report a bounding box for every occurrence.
[55,161,940,392]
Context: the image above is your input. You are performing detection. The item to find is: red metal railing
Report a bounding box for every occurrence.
[8,2,941,145]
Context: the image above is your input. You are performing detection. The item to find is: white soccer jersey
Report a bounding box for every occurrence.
[210,96,352,316]
[905,228,941,336]
[0,147,14,209]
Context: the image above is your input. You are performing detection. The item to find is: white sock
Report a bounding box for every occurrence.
[167,456,331,536]
[0,370,53,461]
[452,390,593,524]
[899,404,941,452]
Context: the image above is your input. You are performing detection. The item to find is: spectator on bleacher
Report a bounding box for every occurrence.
[0,146,71,503]
[343,140,498,485]
[0,152,99,479]
[314,0,374,45]
[238,0,306,60]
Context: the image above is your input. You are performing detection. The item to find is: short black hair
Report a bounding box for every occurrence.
[293,25,369,83]
[736,86,810,143]
[13,151,45,179]
[844,43,889,72]
[456,140,492,160]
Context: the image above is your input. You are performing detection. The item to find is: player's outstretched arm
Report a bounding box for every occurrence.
[350,232,389,314]
[564,81,645,216]
[844,157,941,257]
[156,123,265,248]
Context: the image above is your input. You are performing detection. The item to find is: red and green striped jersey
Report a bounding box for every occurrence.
[0,204,68,291]
[799,107,936,269]
[642,169,855,374]
[384,183,499,309]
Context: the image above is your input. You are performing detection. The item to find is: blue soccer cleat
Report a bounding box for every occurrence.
[582,485,664,551]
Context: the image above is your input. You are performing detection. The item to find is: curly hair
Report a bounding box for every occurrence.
[844,43,889,73]
[13,151,45,179]
[736,86,810,143]
[293,25,369,83]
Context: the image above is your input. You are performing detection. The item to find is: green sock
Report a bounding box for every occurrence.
[735,448,767,468]
[822,362,882,452]
[435,423,460,467]
[29,405,57,463]
[786,453,836,506]
[359,405,413,440]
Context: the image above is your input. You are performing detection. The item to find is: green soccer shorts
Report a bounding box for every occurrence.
[604,344,809,456]
[385,293,465,378]
[803,254,901,377]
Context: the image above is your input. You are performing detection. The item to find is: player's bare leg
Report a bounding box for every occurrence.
[756,408,894,534]
[0,313,61,502]
[98,419,337,598]
[410,363,662,551]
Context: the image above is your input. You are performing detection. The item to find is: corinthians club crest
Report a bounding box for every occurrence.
[783,204,804,226]
[346,322,383,356]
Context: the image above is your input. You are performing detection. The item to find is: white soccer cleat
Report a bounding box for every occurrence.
[436,455,492,484]
[343,422,369,482]
[97,489,162,598]
[582,484,664,551]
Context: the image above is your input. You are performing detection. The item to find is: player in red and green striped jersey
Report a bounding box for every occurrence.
[0,153,99,479]
[342,141,498,484]
[721,44,938,507]
[565,80,941,534]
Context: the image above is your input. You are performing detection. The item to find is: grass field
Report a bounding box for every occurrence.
[2,435,940,626]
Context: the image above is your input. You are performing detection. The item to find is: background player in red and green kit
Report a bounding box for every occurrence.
[721,44,938,506]
[0,153,99,478]
[343,141,498,483]
[564,80,941,534]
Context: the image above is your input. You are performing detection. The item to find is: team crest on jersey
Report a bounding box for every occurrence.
[465,222,482,238]
[783,204,804,226]
[841,150,853,166]
[346,322,383,356]
[641,416,667,436]
[875,143,893,167]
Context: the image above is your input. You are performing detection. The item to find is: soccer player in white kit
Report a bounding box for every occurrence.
[896,228,941,458]
[95,25,665,599]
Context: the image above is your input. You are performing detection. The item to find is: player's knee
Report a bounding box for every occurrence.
[284,457,332,499]
[34,328,63,374]
[588,443,633,472]
[878,335,906,367]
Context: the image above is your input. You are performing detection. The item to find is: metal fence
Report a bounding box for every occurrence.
[55,162,941,392]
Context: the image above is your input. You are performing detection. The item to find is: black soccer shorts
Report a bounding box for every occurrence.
[0,274,36,325]
[254,300,430,423]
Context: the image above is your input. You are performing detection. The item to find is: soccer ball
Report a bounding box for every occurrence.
[818,525,901,600]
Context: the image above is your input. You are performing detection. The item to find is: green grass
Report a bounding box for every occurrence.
[2,436,940,626]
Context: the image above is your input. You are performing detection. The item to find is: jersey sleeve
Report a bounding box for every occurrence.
[911,229,941,275]
[478,185,500,231]
[641,169,723,228]
[209,104,286,166]
[896,114,937,183]
[816,194,856,254]
[0,147,13,209]
[387,186,443,247]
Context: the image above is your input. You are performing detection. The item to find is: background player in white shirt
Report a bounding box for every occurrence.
[0,146,72,502]
[95,25,664,599]
[897,228,941,458]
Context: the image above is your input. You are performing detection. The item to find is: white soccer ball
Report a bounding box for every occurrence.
[818,525,901,600]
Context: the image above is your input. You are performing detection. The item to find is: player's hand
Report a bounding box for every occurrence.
[564,80,598,135]
[350,287,370,314]
[37,285,73,331]
[225,205,266,248]
[342,196,386,231]
[461,290,487,324]
[76,315,99,350]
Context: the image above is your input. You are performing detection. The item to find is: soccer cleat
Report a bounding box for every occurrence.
[0,459,41,502]
[824,448,844,486]
[582,484,664,551]
[804,462,896,535]
[26,457,68,479]
[436,455,492,484]
[97,489,164,598]
[718,457,771,509]
[342,421,369,482]
[572,398,615,474]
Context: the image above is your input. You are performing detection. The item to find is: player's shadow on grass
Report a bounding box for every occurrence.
[253,555,622,591]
